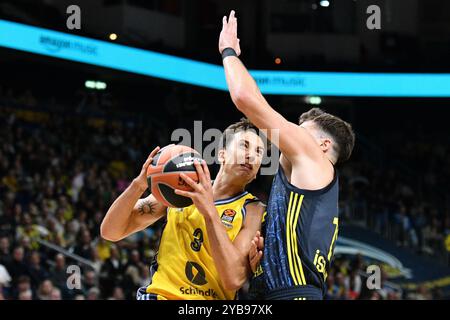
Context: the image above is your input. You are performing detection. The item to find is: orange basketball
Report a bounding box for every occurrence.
[146,145,203,208]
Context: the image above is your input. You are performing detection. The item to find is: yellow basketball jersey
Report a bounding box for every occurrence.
[146,191,257,300]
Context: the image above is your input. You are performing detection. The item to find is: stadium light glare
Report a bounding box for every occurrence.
[320,1,330,7]
[95,81,107,90]
[306,96,322,105]
[85,80,95,89]
[109,33,118,41]
[85,80,106,90]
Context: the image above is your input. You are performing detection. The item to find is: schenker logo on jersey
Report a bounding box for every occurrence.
[181,261,218,298]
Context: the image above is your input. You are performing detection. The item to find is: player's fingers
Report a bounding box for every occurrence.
[228,10,235,30]
[179,173,200,191]
[230,10,237,33]
[201,160,211,183]
[258,250,263,261]
[174,189,194,198]
[249,243,256,260]
[252,250,262,264]
[258,235,264,250]
[149,146,160,158]
[193,160,207,186]
[253,231,261,245]
[250,256,258,271]
[250,239,257,252]
[250,250,262,273]
[144,146,160,168]
[143,156,153,169]
[230,10,235,21]
[143,157,152,169]
[222,15,227,27]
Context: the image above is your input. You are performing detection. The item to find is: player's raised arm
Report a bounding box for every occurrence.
[100,146,167,242]
[219,10,325,166]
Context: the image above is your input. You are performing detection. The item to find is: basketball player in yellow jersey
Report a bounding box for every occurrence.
[100,118,266,300]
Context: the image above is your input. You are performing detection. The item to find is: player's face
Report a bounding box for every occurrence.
[221,130,265,184]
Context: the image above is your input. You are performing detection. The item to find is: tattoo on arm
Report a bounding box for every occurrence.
[137,199,156,215]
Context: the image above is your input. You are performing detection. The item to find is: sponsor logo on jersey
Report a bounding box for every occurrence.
[185,261,207,285]
[179,286,218,299]
[221,209,236,224]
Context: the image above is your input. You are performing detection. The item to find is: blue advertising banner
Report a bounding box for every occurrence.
[1,19,450,97]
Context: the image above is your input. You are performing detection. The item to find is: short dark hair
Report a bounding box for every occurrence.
[299,108,355,164]
[219,118,260,150]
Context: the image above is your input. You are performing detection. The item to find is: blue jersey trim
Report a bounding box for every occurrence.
[214,191,249,205]
[241,198,262,221]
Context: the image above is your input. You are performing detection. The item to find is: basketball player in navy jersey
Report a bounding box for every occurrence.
[219,11,355,300]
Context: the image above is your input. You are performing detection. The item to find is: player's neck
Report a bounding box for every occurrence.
[212,169,246,201]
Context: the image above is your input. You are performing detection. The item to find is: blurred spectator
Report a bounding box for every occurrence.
[27,251,49,289]
[87,287,100,300]
[99,246,123,298]
[109,286,125,300]
[5,247,28,286]
[36,279,54,300]
[72,230,94,260]
[0,89,448,300]
[18,289,33,300]
[13,275,33,300]
[82,269,98,295]
[50,287,62,300]
[49,254,68,293]
[0,236,11,265]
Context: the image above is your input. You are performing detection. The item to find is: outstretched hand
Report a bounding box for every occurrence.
[219,10,241,56]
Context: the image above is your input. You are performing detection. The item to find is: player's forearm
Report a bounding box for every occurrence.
[223,56,263,114]
[203,212,249,291]
[100,179,146,241]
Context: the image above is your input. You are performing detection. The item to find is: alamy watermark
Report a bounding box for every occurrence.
[367,5,381,30]
[366,264,381,290]
[171,121,280,176]
[66,5,81,30]
[66,265,82,290]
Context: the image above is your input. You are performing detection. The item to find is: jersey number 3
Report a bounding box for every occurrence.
[191,228,204,252]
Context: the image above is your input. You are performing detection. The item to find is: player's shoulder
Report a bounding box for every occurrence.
[243,194,266,214]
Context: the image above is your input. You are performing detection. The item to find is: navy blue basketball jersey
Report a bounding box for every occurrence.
[249,165,339,300]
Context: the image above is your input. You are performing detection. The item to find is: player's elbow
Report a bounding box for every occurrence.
[223,276,246,291]
[100,223,122,242]
[221,265,247,291]
[230,87,257,113]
